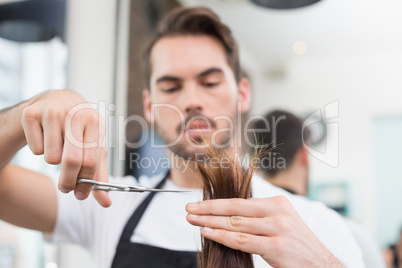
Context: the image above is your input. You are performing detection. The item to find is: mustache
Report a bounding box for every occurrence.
[176,112,216,134]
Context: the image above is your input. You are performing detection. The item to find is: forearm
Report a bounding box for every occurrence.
[0,164,57,233]
[0,99,32,170]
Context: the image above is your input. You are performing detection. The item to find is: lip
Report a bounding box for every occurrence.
[184,120,211,136]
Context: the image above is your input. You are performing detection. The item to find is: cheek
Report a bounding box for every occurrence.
[154,106,182,130]
[209,89,238,115]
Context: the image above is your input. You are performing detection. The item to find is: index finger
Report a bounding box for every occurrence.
[73,117,103,200]
[185,198,271,218]
[91,146,111,207]
[186,196,293,218]
[58,121,84,193]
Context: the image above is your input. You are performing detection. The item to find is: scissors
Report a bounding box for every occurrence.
[77,179,189,193]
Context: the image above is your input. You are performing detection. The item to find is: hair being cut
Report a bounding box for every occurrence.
[194,143,260,268]
[144,7,241,88]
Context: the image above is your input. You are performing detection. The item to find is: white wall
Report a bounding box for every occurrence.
[67,0,116,104]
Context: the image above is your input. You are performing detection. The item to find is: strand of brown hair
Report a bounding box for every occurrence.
[193,135,263,268]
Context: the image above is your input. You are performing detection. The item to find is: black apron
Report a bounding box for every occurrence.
[111,171,198,268]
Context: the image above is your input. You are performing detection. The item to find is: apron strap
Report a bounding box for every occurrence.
[118,170,170,242]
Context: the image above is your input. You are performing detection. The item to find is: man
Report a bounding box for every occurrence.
[0,7,363,267]
[252,110,311,196]
[253,109,385,268]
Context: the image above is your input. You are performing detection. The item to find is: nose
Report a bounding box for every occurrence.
[184,85,203,114]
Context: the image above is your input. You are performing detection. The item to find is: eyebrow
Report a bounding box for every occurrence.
[156,68,224,84]
[196,68,223,78]
[156,76,182,84]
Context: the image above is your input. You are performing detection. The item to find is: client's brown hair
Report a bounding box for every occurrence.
[194,144,260,268]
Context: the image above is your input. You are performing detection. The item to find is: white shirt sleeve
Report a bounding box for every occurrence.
[344,218,385,268]
[303,201,366,268]
[45,179,97,249]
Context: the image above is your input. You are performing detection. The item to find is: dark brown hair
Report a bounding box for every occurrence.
[144,7,241,88]
[252,110,311,177]
[194,144,260,268]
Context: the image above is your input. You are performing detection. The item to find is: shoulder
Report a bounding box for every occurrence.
[251,173,349,233]
[251,174,336,220]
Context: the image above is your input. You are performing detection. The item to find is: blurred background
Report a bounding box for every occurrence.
[0,0,402,267]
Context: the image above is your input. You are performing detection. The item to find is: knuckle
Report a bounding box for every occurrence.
[86,111,100,126]
[64,155,82,167]
[203,199,213,207]
[272,237,288,251]
[270,237,280,250]
[82,156,97,172]
[255,197,269,207]
[274,216,289,230]
[235,233,248,245]
[272,195,291,210]
[70,112,83,125]
[44,107,64,121]
[22,106,41,121]
[229,216,244,228]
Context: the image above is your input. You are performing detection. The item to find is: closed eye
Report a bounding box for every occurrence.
[204,82,219,88]
[163,87,180,93]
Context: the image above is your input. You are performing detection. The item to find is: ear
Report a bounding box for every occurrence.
[237,77,251,113]
[143,89,153,123]
[299,146,309,167]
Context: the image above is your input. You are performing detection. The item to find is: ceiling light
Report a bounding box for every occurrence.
[293,41,307,55]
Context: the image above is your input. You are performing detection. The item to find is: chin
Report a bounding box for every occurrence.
[170,144,207,161]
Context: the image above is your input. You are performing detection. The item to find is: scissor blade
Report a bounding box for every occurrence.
[77,179,189,193]
[77,178,127,190]
[126,188,190,193]
[91,185,189,193]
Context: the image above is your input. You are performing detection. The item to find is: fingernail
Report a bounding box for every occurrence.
[75,191,86,200]
[203,227,214,233]
[189,214,200,217]
[188,202,199,207]
[58,186,70,194]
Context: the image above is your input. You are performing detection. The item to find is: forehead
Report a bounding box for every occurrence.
[149,35,231,81]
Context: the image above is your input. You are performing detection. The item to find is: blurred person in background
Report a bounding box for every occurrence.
[384,226,402,268]
[252,109,386,268]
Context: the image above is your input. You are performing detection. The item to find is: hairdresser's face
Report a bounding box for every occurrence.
[143,35,250,159]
